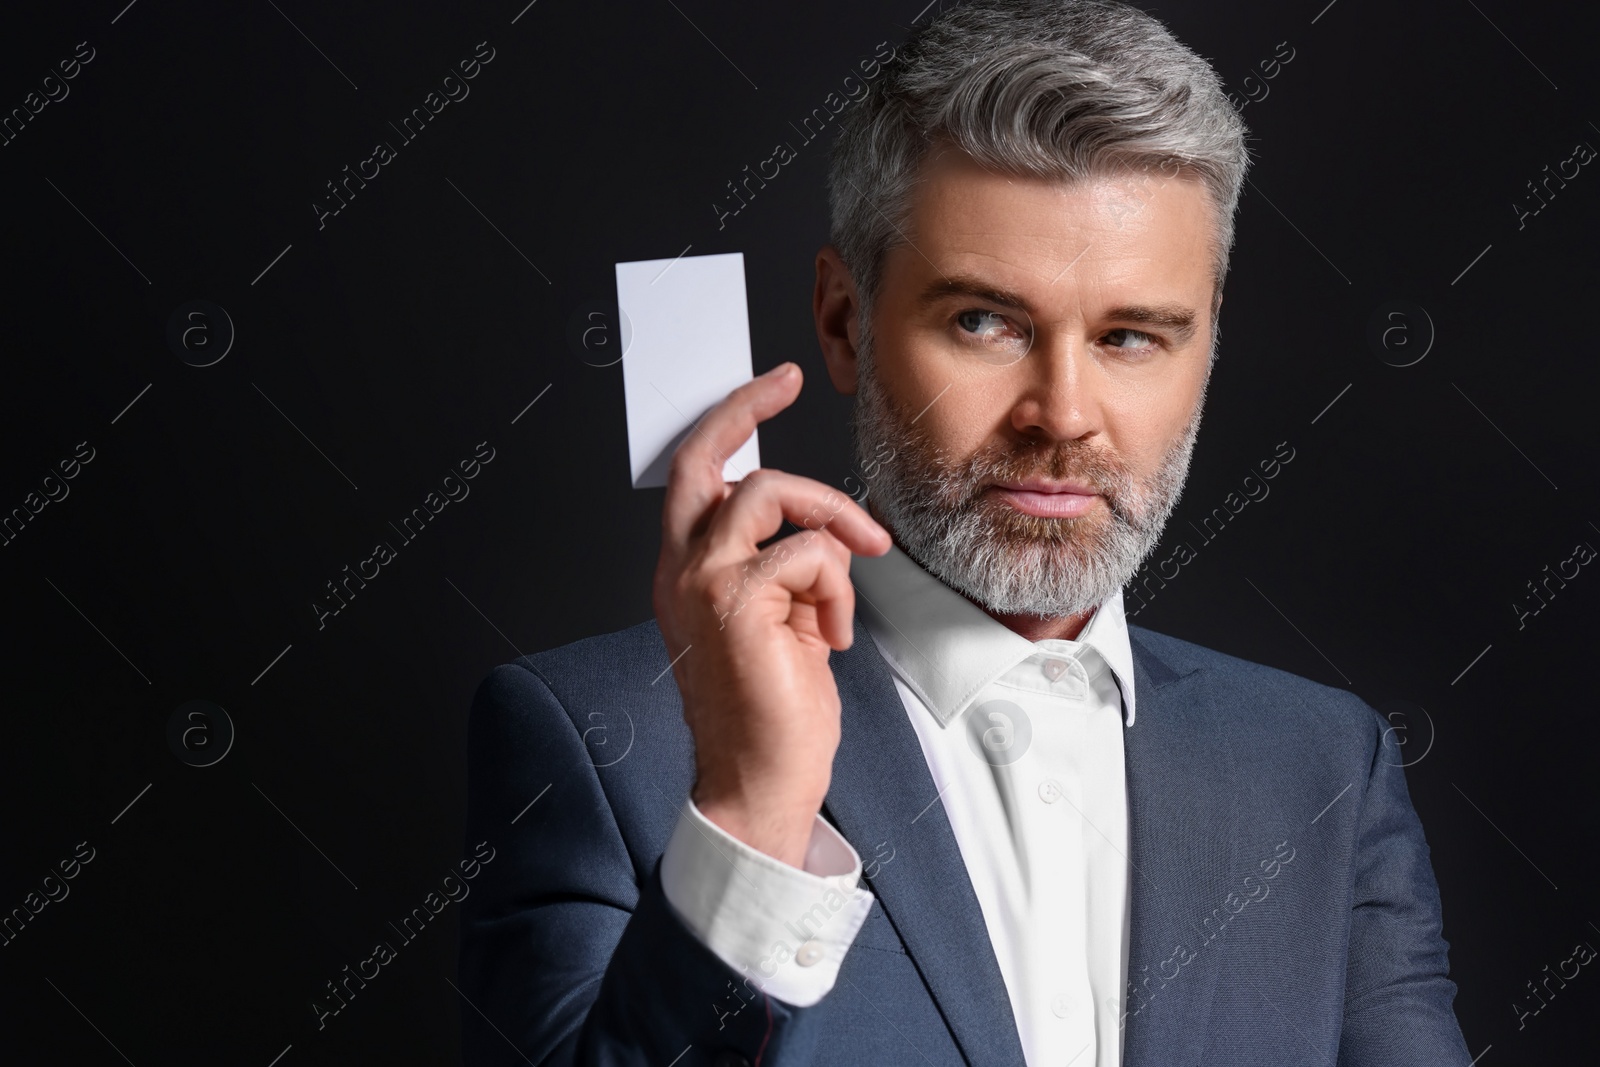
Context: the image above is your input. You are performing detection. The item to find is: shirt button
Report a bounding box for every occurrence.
[1038,778,1064,803]
[795,940,824,967]
[1042,658,1071,682]
[1051,993,1072,1018]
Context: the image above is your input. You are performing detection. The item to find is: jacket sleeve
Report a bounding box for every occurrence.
[1336,709,1473,1066]
[458,662,823,1066]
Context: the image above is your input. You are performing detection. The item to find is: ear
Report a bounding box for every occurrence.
[813,244,863,395]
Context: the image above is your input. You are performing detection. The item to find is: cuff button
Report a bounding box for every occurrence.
[795,939,825,967]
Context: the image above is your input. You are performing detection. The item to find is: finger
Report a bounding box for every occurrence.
[706,468,890,564]
[738,527,857,650]
[807,531,858,649]
[662,363,803,552]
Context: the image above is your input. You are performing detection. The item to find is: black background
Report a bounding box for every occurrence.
[2,0,1597,1062]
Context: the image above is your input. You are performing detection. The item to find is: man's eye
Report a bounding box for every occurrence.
[951,308,1032,365]
[956,309,1018,338]
[1102,328,1159,351]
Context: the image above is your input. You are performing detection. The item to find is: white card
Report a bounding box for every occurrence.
[616,250,760,488]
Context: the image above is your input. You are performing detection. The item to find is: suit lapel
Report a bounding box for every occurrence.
[823,619,1240,1067]
[824,617,1028,1067]
[1120,628,1239,1067]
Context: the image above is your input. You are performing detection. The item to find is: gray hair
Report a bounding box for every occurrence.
[828,0,1249,315]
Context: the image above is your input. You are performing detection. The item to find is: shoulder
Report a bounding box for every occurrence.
[1129,622,1382,744]
[518,617,669,691]
[470,617,678,731]
[466,618,692,863]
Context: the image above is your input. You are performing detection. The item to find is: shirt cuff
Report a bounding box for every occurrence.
[658,798,875,1007]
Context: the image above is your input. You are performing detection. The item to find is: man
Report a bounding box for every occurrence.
[459,1,1472,1064]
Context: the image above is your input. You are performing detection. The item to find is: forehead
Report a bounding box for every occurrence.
[894,147,1218,311]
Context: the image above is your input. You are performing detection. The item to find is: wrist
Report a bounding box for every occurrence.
[692,787,825,869]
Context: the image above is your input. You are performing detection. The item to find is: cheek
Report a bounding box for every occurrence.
[896,344,1033,451]
[1103,376,1202,463]
[921,390,1004,456]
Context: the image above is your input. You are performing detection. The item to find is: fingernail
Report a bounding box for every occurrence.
[767,361,796,378]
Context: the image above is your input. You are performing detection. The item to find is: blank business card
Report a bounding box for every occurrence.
[616,250,760,488]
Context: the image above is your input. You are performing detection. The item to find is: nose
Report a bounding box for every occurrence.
[1008,334,1103,443]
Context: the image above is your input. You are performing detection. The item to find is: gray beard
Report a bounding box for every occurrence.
[850,341,1205,619]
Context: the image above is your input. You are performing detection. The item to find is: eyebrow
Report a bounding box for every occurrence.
[915,274,1034,315]
[915,273,1201,345]
[1102,304,1199,345]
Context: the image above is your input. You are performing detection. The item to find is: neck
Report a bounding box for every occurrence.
[975,601,1097,643]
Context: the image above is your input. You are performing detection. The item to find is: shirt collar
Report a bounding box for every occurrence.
[850,542,1138,728]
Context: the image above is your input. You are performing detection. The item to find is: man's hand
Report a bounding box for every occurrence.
[652,362,892,868]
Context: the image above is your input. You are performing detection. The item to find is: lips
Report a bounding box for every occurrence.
[987,479,1102,518]
[991,478,1100,495]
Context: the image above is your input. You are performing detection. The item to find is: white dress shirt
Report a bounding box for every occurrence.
[660,543,1138,1067]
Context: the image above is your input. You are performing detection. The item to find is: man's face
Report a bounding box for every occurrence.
[849,147,1218,618]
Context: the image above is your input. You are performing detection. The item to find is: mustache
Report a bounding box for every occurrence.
[961,441,1132,507]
